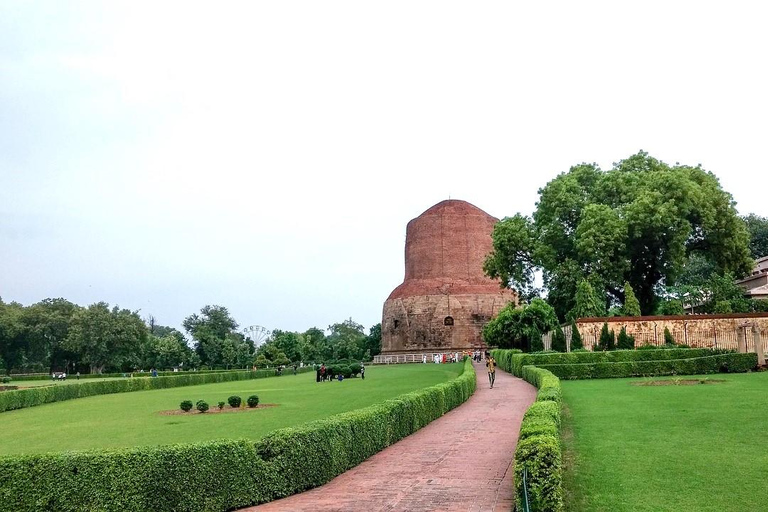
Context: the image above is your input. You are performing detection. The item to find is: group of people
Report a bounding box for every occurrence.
[420,350,487,364]
[315,363,365,382]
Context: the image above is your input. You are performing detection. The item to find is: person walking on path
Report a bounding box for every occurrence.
[485,352,496,389]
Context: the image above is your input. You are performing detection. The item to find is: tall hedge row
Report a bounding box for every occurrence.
[505,348,732,377]
[0,368,314,414]
[0,359,476,511]
[537,353,758,380]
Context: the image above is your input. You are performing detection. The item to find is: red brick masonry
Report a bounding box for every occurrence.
[243,363,536,512]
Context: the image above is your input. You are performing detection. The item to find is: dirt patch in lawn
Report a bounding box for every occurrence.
[158,404,279,415]
[632,378,726,386]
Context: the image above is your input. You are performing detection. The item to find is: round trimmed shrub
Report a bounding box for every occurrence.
[228,395,242,408]
[217,401,225,410]
[349,363,362,377]
[180,400,193,412]
[246,395,259,407]
[196,400,209,413]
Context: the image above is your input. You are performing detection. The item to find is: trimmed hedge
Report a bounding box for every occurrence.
[504,348,733,377]
[537,353,758,380]
[0,359,476,512]
[8,368,254,381]
[0,369,299,414]
[496,356,564,512]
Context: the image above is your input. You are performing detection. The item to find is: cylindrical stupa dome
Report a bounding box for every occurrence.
[381,199,516,355]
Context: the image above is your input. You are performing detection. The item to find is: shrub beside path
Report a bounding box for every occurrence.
[244,361,536,512]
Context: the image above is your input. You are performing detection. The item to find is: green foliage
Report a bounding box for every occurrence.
[569,280,606,320]
[529,327,544,352]
[0,370,281,414]
[180,400,193,412]
[217,401,225,410]
[616,327,635,350]
[482,213,539,299]
[196,400,209,413]
[247,395,259,408]
[598,323,615,351]
[622,282,641,316]
[349,363,362,377]
[664,327,676,346]
[484,152,754,318]
[63,302,148,374]
[183,305,239,367]
[658,299,685,315]
[0,360,477,511]
[482,299,558,352]
[228,395,242,408]
[743,213,768,259]
[713,300,733,313]
[551,325,566,353]
[569,321,583,350]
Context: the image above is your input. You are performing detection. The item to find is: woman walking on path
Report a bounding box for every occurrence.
[485,352,496,389]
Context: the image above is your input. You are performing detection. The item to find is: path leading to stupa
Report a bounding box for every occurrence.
[243,362,536,512]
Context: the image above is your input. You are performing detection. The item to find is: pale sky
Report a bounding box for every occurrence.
[2,1,766,335]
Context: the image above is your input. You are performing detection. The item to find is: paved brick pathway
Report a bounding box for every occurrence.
[243,362,536,512]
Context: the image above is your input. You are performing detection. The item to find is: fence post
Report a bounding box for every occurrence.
[737,326,747,353]
[754,328,766,366]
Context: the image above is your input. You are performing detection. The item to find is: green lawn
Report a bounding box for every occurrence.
[562,372,768,512]
[1,363,462,456]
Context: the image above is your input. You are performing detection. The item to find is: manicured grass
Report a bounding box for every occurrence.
[1,363,462,456]
[561,372,768,512]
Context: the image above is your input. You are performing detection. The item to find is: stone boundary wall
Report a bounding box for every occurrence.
[575,313,768,351]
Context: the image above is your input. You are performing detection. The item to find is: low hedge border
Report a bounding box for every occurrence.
[0,359,476,512]
[0,367,314,414]
[492,348,760,512]
[490,351,564,512]
[8,368,262,382]
[537,353,759,380]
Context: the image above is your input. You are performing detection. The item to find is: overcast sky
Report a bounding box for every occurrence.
[2,1,766,336]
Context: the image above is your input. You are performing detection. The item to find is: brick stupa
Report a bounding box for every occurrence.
[381,199,517,355]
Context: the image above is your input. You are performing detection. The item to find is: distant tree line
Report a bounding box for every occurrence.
[0,298,381,375]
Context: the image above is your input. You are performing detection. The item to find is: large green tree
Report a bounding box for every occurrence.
[326,319,367,361]
[485,152,753,318]
[183,305,239,366]
[64,302,148,373]
[24,298,81,372]
[0,299,27,374]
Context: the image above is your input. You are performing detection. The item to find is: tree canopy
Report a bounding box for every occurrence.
[484,152,753,318]
[482,298,558,352]
[743,214,768,259]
